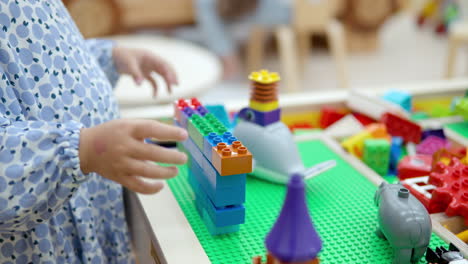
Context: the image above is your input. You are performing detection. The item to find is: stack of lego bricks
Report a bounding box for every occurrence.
[246,70,281,126]
[174,98,253,235]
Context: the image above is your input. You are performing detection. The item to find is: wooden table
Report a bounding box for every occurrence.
[124,78,468,264]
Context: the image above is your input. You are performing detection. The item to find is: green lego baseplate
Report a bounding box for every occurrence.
[167,139,447,264]
[445,121,468,139]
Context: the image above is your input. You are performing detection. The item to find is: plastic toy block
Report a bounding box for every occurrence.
[203,131,238,162]
[174,98,209,127]
[430,104,452,118]
[363,139,390,175]
[190,155,246,207]
[382,112,422,143]
[431,148,465,171]
[397,154,432,180]
[198,203,239,236]
[319,107,347,128]
[416,136,450,156]
[205,105,231,129]
[365,123,389,139]
[341,130,372,157]
[249,100,279,112]
[249,70,279,103]
[211,141,253,176]
[455,97,468,120]
[324,114,364,139]
[389,137,403,175]
[422,128,445,140]
[194,184,245,227]
[450,96,462,113]
[238,108,281,127]
[352,112,375,126]
[249,69,280,84]
[401,176,436,211]
[428,158,468,224]
[382,90,412,112]
[289,122,314,131]
[187,113,229,150]
[456,229,468,243]
[347,90,409,120]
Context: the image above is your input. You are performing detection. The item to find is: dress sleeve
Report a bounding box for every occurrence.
[85,38,120,87]
[0,116,89,232]
[195,0,235,56]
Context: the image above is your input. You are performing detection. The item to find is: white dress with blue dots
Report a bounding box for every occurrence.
[0,1,133,263]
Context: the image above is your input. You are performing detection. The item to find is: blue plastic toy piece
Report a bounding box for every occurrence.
[206,104,232,129]
[389,137,403,175]
[189,172,245,227]
[190,155,246,207]
[382,90,412,112]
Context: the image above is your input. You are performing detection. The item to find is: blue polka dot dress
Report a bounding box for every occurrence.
[0,1,134,263]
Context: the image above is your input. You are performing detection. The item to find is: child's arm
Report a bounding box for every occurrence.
[85,39,120,87]
[0,116,87,232]
[0,115,187,232]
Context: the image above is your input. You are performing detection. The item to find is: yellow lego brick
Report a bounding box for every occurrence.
[249,70,280,84]
[341,131,372,158]
[249,100,279,112]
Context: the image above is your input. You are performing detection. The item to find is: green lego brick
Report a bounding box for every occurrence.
[455,98,468,120]
[167,139,447,264]
[430,104,453,118]
[363,139,390,176]
[187,114,228,150]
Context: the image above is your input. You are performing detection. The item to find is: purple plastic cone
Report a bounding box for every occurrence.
[265,174,322,262]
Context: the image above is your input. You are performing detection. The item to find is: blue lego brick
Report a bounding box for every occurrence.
[182,134,246,187]
[205,105,232,129]
[389,137,403,175]
[195,201,239,236]
[382,90,412,112]
[190,156,245,207]
[191,177,245,227]
[203,132,238,161]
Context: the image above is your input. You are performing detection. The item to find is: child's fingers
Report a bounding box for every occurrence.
[144,72,158,98]
[148,59,177,94]
[121,175,165,194]
[130,142,187,165]
[131,120,188,141]
[127,160,179,180]
[128,58,144,85]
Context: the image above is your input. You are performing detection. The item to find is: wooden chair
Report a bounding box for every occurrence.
[247,0,348,92]
[445,21,468,78]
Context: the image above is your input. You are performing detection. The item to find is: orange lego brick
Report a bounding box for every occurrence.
[211,141,253,176]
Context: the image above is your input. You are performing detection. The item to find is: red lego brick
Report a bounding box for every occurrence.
[289,122,314,131]
[428,158,468,225]
[211,141,253,176]
[397,155,432,180]
[401,176,436,212]
[382,112,422,143]
[319,107,347,128]
[351,112,375,126]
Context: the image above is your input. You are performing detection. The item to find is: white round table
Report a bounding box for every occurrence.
[110,35,222,107]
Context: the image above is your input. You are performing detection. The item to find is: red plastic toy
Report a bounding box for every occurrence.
[382,112,422,143]
[429,158,468,224]
[319,107,346,128]
[397,155,432,180]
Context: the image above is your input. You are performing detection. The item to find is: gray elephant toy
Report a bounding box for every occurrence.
[374,182,432,264]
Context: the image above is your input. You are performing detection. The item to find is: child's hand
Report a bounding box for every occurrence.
[112,46,179,97]
[79,119,188,194]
